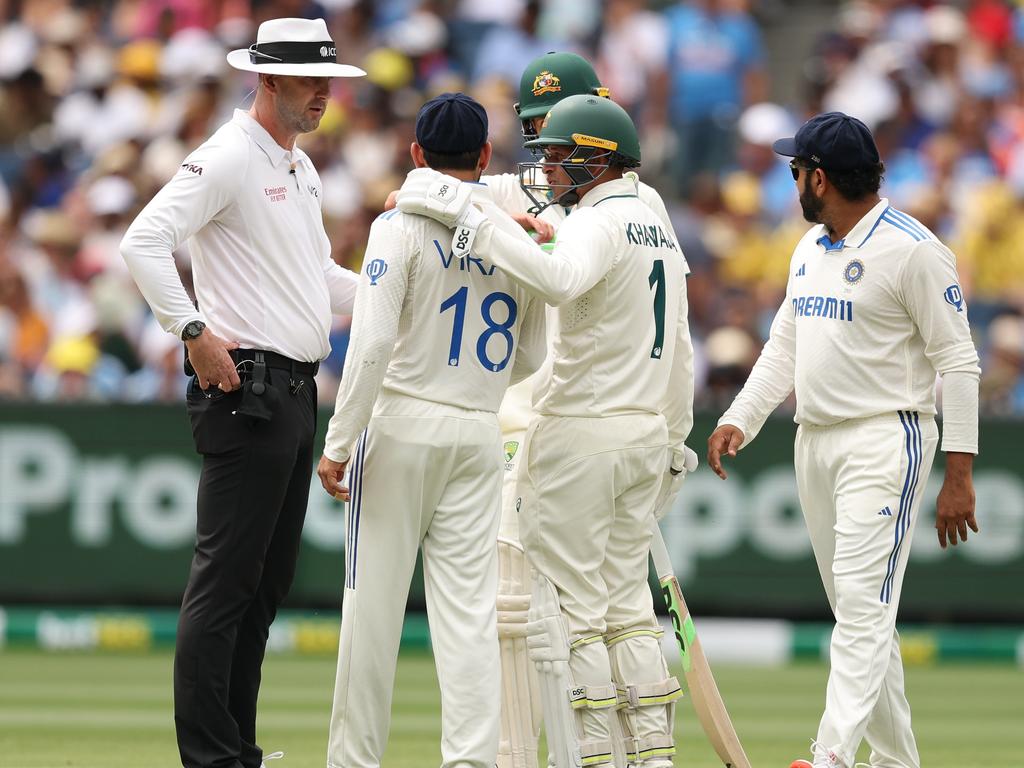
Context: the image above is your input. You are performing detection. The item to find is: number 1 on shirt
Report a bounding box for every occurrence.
[649,259,666,359]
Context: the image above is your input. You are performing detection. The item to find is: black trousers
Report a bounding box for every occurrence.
[175,366,317,768]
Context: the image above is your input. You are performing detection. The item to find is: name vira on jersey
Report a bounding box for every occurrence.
[624,222,678,250]
[432,239,496,276]
[793,295,854,322]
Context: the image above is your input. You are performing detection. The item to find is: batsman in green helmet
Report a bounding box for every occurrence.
[519,93,641,213]
[475,53,697,768]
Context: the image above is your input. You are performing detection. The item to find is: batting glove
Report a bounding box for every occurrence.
[654,445,698,520]
[396,168,473,228]
[396,168,488,258]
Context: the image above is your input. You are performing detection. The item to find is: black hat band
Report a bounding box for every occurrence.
[249,41,338,65]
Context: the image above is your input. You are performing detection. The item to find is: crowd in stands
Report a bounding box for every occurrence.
[0,0,1022,414]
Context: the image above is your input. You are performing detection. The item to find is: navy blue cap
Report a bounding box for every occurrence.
[772,111,880,170]
[415,92,488,154]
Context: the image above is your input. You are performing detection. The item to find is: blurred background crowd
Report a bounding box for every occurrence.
[0,0,1022,413]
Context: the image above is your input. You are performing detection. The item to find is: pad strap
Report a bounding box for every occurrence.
[578,737,615,767]
[604,627,663,647]
[616,677,683,709]
[621,734,676,763]
[569,684,618,710]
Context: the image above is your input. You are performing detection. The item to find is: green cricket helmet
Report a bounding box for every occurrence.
[514,51,610,140]
[518,94,641,213]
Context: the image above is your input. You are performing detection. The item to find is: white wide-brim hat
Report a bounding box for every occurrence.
[226,17,365,78]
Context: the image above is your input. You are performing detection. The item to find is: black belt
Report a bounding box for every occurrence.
[231,348,320,376]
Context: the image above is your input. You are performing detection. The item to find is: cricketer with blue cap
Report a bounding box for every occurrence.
[772,111,880,171]
[769,111,885,226]
[414,91,490,169]
[710,108,980,768]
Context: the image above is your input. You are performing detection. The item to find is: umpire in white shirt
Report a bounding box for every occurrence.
[120,18,364,768]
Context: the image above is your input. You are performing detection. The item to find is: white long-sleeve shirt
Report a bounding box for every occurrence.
[323,183,547,463]
[484,171,695,458]
[720,198,980,453]
[120,109,358,362]
[468,176,694,462]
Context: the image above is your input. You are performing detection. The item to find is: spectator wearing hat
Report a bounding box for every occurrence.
[317,91,546,768]
[708,112,981,768]
[119,17,365,768]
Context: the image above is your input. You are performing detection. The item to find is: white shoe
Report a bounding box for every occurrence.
[260,750,284,768]
[789,739,843,768]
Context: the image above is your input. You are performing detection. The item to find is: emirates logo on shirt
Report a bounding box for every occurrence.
[265,186,287,202]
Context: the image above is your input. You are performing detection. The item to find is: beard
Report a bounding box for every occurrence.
[279,100,323,135]
[799,174,824,223]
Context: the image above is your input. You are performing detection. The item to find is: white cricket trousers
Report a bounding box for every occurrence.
[327,393,504,768]
[518,413,674,763]
[795,411,938,768]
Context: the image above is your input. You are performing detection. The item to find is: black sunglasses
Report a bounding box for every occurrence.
[789,159,818,181]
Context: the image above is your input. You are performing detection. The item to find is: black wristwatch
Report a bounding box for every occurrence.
[181,320,206,341]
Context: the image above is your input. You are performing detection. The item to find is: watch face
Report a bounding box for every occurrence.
[183,321,205,340]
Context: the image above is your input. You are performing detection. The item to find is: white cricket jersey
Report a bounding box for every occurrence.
[483,171,693,449]
[323,183,547,463]
[720,198,980,452]
[471,176,694,457]
[121,109,358,361]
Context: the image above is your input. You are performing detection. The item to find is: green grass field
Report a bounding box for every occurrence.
[0,648,1021,768]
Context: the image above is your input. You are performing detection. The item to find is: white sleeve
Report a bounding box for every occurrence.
[718,284,797,447]
[939,370,979,454]
[321,254,359,315]
[509,294,547,385]
[662,272,695,465]
[898,241,981,453]
[120,139,246,338]
[322,216,411,463]
[475,208,618,306]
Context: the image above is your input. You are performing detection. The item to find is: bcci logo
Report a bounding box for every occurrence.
[367,258,388,285]
[532,71,561,97]
[944,284,964,312]
[843,259,865,284]
[503,440,519,468]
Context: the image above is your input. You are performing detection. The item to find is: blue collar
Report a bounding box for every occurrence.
[816,234,846,252]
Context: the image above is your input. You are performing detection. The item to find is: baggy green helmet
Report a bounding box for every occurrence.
[519,94,641,212]
[515,51,610,139]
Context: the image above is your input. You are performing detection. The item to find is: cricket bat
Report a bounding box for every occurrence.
[649,518,752,768]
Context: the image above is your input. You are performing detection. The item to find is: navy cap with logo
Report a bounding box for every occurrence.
[772,111,880,170]
[415,92,489,154]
